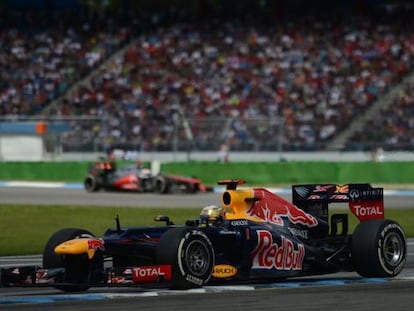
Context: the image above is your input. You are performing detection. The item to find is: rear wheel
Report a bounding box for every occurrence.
[189,178,200,193]
[156,227,214,289]
[43,228,95,292]
[351,219,406,277]
[84,175,100,192]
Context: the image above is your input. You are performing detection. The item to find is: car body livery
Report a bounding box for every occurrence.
[1,180,406,291]
[83,160,210,194]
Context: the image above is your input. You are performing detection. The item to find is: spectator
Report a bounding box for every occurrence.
[217,144,229,162]
[2,8,414,152]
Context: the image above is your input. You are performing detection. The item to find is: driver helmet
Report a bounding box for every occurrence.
[200,205,224,225]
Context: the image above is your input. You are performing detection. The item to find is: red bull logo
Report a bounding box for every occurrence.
[251,230,305,270]
[246,189,318,227]
[87,239,105,252]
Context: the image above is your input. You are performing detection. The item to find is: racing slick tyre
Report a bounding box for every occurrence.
[156,227,215,289]
[189,176,200,193]
[84,175,100,192]
[351,219,406,277]
[154,175,170,194]
[43,228,95,292]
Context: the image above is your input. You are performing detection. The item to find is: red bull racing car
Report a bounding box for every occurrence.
[1,180,407,291]
[84,160,210,194]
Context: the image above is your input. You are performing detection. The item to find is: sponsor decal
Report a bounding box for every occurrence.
[186,274,204,286]
[251,230,305,270]
[330,194,348,200]
[35,270,56,284]
[288,227,309,239]
[132,265,171,283]
[231,220,248,226]
[350,201,384,221]
[107,269,133,284]
[107,275,132,284]
[219,230,238,235]
[381,223,400,238]
[212,265,238,278]
[360,189,383,197]
[87,239,105,252]
[55,238,104,259]
[309,195,322,200]
[335,184,349,193]
[349,188,383,201]
[314,185,335,192]
[294,186,310,198]
[349,189,359,200]
[247,189,318,227]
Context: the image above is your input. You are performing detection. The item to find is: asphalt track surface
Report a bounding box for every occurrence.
[0,186,414,310]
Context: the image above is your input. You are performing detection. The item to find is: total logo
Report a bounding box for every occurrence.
[350,201,384,221]
[251,230,305,271]
[353,205,383,216]
[132,265,171,283]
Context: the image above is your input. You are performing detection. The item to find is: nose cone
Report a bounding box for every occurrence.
[55,238,103,259]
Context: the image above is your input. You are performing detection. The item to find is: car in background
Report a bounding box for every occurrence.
[83,159,211,194]
[1,180,406,291]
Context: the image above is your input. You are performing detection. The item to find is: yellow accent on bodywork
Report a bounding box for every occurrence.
[222,189,264,222]
[55,238,96,259]
[212,264,238,278]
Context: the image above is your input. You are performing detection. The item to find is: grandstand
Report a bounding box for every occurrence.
[1,0,414,158]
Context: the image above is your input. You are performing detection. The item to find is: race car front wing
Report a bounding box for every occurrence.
[0,264,172,288]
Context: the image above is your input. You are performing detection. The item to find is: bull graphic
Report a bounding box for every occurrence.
[246,189,318,227]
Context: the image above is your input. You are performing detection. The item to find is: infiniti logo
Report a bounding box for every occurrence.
[349,189,359,200]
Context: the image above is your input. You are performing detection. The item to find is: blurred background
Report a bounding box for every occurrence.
[1,0,414,161]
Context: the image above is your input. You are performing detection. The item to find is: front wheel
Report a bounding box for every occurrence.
[154,176,170,194]
[156,227,215,289]
[351,219,406,277]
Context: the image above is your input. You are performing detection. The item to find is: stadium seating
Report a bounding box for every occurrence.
[346,81,414,151]
[0,9,130,116]
[2,8,414,152]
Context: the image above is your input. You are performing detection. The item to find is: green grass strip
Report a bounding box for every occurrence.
[1,161,414,185]
[1,204,413,256]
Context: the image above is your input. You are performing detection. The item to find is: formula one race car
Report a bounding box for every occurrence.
[1,180,407,291]
[83,160,209,194]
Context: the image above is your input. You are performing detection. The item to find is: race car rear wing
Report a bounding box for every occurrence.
[292,183,384,222]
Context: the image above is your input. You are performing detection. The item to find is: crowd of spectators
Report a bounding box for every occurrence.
[2,8,414,152]
[0,9,131,116]
[346,81,414,151]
